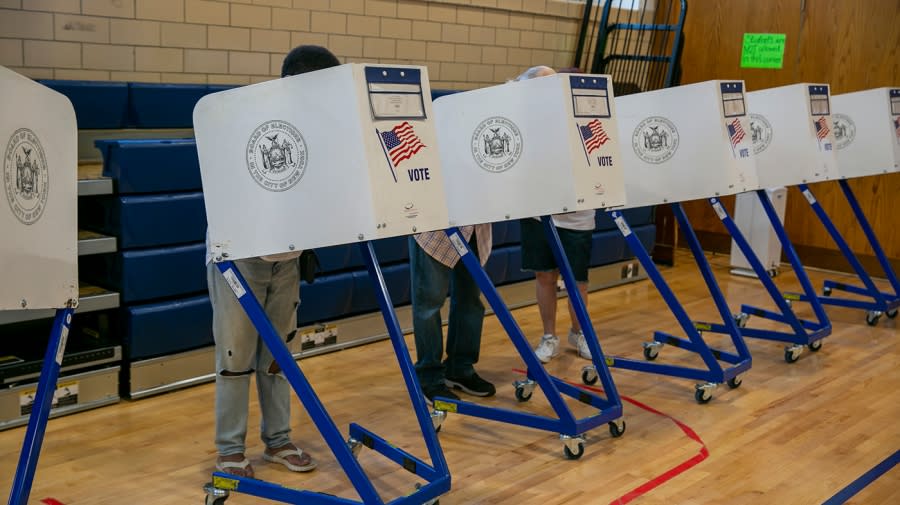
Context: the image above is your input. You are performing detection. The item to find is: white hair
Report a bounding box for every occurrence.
[513,65,556,81]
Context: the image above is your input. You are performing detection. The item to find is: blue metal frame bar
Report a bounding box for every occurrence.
[805,180,900,313]
[602,205,751,385]
[797,183,899,313]
[438,225,622,437]
[541,216,623,408]
[210,250,449,505]
[8,306,75,505]
[710,194,831,347]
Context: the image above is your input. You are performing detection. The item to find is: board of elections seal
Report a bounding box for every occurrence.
[4,128,49,225]
[471,116,523,173]
[831,113,856,150]
[632,116,679,164]
[748,113,773,155]
[246,120,307,192]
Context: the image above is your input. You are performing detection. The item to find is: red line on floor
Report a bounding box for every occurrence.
[41,499,66,505]
[511,369,709,504]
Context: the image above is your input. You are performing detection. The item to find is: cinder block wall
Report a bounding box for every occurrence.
[0,0,592,89]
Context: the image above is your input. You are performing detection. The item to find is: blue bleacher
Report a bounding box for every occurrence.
[123,295,213,360]
[38,80,129,129]
[95,139,201,194]
[79,192,207,248]
[80,243,207,304]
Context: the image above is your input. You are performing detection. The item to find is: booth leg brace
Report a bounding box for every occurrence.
[7,306,75,505]
[708,192,831,364]
[428,227,623,461]
[796,182,900,326]
[601,205,751,403]
[207,250,448,505]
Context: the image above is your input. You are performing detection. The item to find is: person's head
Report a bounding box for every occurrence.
[281,45,340,77]
[514,65,556,81]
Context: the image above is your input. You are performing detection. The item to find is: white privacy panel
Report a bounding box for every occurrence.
[433,73,626,227]
[194,64,449,261]
[746,83,840,188]
[0,66,78,310]
[615,80,757,209]
[831,87,900,179]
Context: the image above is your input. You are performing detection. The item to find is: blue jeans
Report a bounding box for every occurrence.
[409,235,485,389]
[207,257,300,456]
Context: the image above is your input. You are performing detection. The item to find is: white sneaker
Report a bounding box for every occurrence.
[568,330,592,360]
[534,334,560,363]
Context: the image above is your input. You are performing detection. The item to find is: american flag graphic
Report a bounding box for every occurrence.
[814,116,830,140]
[727,118,746,148]
[579,119,609,154]
[379,121,425,167]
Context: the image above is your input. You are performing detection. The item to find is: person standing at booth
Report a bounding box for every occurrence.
[410,224,496,403]
[206,45,340,478]
[515,66,597,363]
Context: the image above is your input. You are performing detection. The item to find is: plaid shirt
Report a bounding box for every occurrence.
[414,223,492,268]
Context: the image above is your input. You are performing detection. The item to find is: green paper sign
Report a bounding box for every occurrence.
[741,33,786,69]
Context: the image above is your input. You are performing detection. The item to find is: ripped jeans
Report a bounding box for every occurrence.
[207,257,300,456]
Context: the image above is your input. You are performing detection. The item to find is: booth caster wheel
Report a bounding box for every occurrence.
[808,339,823,352]
[733,312,750,329]
[865,310,882,326]
[642,341,662,361]
[823,286,832,296]
[581,366,598,386]
[767,268,778,278]
[727,375,743,389]
[783,298,794,309]
[204,483,229,505]
[513,379,536,402]
[560,435,585,460]
[415,483,441,505]
[784,345,803,363]
[608,419,626,438]
[430,409,446,433]
[887,308,898,319]
[694,383,716,404]
[515,386,532,402]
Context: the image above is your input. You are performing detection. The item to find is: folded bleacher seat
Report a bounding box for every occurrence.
[38,80,129,129]
[80,192,207,249]
[80,243,207,303]
[122,294,213,360]
[127,83,208,128]
[96,139,201,193]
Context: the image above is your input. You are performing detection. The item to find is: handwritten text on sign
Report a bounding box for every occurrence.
[741,33,786,69]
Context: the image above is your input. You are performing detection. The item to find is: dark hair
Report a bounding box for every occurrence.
[281,45,341,77]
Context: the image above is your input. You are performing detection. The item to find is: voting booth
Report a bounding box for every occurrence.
[434,73,626,225]
[789,88,900,325]
[696,83,839,362]
[194,64,449,505]
[614,80,758,208]
[831,88,900,179]
[579,80,754,403]
[1,66,78,505]
[746,84,840,187]
[431,73,625,459]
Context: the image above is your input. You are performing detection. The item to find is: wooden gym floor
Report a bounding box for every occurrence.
[1,250,897,504]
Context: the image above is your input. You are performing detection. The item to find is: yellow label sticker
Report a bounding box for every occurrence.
[695,323,712,331]
[784,293,801,301]
[212,476,240,491]
[433,400,457,413]
[605,356,615,366]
